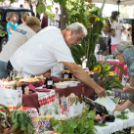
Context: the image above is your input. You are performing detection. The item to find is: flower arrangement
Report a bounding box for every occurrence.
[91,62,123,91]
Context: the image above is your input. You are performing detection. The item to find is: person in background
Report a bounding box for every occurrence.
[55,7,60,28]
[0,17,41,79]
[119,21,124,32]
[9,22,106,98]
[113,41,134,112]
[109,11,121,53]
[128,27,132,40]
[121,27,128,41]
[6,13,19,40]
[21,14,28,24]
[41,13,48,29]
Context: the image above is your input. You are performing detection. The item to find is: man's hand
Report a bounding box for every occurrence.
[44,72,51,77]
[123,84,134,94]
[62,62,106,97]
[112,104,124,113]
[94,87,106,97]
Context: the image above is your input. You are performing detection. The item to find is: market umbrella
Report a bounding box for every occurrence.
[92,0,134,5]
[92,0,134,13]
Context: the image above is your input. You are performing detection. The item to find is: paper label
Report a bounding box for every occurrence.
[16,87,22,91]
[47,81,53,85]
[0,88,22,106]
[64,74,69,78]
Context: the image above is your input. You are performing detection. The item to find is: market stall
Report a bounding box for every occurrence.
[22,80,104,111]
[0,70,133,134]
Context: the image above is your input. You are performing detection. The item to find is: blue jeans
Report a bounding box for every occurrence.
[0,61,8,79]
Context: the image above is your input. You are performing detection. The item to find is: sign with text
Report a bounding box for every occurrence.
[0,88,22,106]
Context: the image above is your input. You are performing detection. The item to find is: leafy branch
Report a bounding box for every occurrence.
[52,106,97,134]
[116,111,129,120]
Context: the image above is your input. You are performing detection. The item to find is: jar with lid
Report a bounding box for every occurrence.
[45,76,53,89]
[61,70,70,78]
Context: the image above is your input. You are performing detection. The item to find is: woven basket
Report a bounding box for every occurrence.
[0,104,24,134]
[2,128,24,134]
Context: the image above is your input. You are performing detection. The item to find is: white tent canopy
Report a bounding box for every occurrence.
[92,0,134,5]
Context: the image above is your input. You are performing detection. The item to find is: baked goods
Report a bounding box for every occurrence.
[0,78,15,88]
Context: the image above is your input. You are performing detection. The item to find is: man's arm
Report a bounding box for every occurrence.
[62,62,106,97]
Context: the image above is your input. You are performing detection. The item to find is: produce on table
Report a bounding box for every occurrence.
[0,104,35,134]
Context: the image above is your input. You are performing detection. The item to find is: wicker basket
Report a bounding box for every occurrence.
[2,128,24,134]
[0,104,24,134]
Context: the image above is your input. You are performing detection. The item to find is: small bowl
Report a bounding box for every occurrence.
[68,81,78,87]
[54,82,68,89]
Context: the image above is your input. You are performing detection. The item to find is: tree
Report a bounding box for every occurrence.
[60,6,68,30]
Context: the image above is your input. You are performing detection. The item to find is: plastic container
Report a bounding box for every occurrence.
[54,82,68,89]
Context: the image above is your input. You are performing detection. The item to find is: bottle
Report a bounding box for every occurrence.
[80,87,85,103]
[45,76,53,89]
[15,81,22,91]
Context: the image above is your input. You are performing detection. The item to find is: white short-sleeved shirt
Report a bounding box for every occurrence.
[0,24,35,62]
[121,33,127,41]
[10,27,75,76]
[111,21,121,45]
[51,63,64,78]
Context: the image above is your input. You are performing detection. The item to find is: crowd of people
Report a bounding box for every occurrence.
[107,11,133,53]
[1,7,134,113]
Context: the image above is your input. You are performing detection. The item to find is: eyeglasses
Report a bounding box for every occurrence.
[76,37,83,42]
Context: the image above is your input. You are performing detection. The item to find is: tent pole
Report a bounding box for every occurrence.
[132,20,134,45]
[117,0,120,14]
[118,4,119,14]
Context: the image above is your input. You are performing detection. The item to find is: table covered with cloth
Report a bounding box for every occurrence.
[22,80,104,111]
[95,110,134,134]
[98,59,129,78]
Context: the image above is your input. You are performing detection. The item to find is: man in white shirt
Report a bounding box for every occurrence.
[0,17,41,79]
[10,22,106,97]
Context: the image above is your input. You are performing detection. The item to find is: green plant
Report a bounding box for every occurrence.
[67,0,106,70]
[116,111,129,120]
[51,106,97,134]
[10,110,35,134]
[0,14,5,38]
[95,123,107,127]
[92,62,123,90]
[71,45,86,65]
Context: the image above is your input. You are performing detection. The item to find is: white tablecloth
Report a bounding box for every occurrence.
[95,112,134,134]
